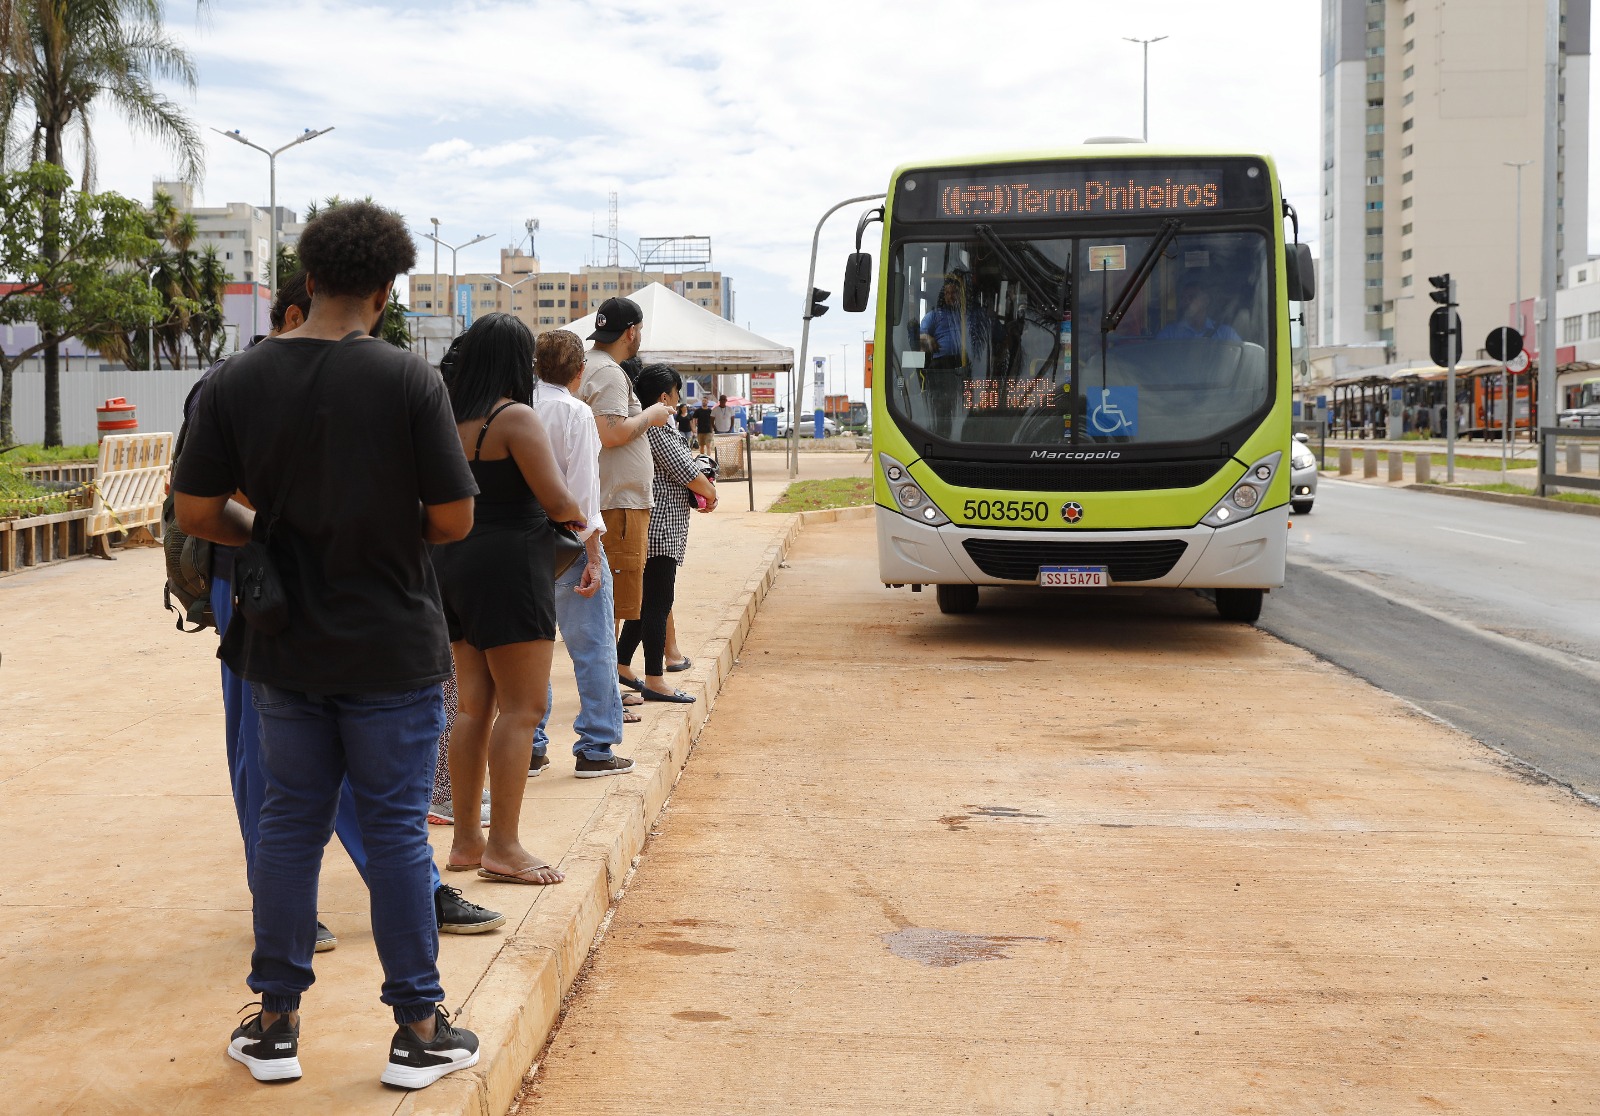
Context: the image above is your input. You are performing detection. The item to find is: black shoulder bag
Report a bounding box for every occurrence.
[232,333,360,636]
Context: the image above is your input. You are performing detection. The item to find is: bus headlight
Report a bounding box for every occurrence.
[880,452,950,526]
[1201,451,1280,528]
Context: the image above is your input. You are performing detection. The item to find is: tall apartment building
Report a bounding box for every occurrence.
[1320,0,1590,360]
[151,180,298,285]
[409,249,733,338]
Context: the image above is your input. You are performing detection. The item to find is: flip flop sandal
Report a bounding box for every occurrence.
[666,657,693,672]
[445,861,480,872]
[623,709,642,723]
[641,687,696,704]
[478,864,563,885]
[622,691,644,706]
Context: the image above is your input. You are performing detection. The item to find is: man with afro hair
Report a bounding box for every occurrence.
[175,201,485,1089]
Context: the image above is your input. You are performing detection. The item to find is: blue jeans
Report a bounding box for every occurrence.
[533,549,624,762]
[248,682,445,1024]
[212,577,441,894]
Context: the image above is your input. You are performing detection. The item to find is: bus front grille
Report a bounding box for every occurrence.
[923,458,1227,493]
[961,538,1190,583]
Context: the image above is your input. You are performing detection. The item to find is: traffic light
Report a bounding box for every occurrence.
[808,287,831,319]
[1427,273,1460,367]
[1428,273,1455,307]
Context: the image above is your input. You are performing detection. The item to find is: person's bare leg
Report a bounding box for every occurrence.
[480,640,563,884]
[447,641,493,869]
[664,610,685,668]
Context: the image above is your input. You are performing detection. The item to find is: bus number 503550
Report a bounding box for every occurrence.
[962,499,1050,523]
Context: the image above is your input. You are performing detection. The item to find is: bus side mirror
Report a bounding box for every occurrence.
[1286,243,1316,302]
[842,252,873,313]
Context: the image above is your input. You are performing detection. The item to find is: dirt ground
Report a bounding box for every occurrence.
[521,515,1600,1115]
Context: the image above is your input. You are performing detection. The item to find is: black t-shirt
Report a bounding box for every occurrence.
[692,404,714,433]
[675,410,693,433]
[173,335,478,693]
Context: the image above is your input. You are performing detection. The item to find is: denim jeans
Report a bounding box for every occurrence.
[248,681,445,1024]
[534,548,625,762]
[211,578,441,894]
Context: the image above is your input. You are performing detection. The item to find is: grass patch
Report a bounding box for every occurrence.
[1441,481,1600,506]
[768,477,873,513]
[1,442,99,463]
[0,460,71,518]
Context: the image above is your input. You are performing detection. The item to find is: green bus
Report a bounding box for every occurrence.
[842,145,1314,622]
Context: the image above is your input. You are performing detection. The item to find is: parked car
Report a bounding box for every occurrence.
[1290,432,1318,514]
[772,410,839,437]
[1557,404,1600,429]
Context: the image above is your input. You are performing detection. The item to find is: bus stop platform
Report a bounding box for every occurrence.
[0,452,863,1116]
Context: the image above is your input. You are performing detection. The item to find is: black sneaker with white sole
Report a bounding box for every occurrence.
[380,1007,479,1089]
[435,884,506,934]
[227,1005,302,1082]
[315,921,337,952]
[529,752,550,777]
[574,754,634,779]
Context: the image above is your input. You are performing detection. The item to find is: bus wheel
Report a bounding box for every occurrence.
[1214,588,1263,624]
[936,584,980,614]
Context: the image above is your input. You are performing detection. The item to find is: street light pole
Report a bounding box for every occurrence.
[1123,36,1168,141]
[422,231,495,337]
[1504,159,1532,481]
[213,127,334,296]
[147,266,158,370]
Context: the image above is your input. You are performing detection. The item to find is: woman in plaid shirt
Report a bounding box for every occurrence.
[617,363,718,703]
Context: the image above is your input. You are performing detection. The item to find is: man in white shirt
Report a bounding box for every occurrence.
[711,394,735,435]
[529,329,635,778]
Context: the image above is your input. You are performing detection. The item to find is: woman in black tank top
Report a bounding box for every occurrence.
[430,314,583,886]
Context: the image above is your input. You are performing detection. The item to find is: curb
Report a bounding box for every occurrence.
[403,505,869,1116]
[1405,483,1600,519]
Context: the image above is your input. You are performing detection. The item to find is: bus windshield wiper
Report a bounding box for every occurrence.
[1101,217,1182,334]
[973,223,1060,312]
[1093,217,1182,411]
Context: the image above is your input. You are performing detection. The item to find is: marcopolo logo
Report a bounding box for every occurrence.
[1061,502,1085,524]
[1029,449,1122,461]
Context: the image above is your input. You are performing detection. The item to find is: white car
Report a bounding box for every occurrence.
[1289,432,1318,514]
[1557,404,1600,429]
[773,412,839,437]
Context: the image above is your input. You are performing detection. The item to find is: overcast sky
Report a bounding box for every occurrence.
[80,0,1566,400]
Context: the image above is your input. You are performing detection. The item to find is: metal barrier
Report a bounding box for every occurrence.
[90,432,172,538]
[1539,427,1600,493]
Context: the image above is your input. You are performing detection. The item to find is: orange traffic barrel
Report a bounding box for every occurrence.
[96,397,138,439]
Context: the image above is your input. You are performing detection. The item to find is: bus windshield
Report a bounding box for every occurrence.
[886,228,1272,449]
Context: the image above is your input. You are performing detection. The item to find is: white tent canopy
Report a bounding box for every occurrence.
[562,282,792,374]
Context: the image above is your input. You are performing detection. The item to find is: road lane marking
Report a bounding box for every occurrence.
[1436,525,1524,545]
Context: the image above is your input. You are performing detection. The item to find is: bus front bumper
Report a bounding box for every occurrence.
[875,504,1288,589]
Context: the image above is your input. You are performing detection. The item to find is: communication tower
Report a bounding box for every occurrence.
[606,192,619,267]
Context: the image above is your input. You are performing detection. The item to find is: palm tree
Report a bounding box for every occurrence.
[0,0,203,444]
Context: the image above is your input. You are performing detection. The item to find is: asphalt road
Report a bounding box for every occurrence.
[1262,479,1600,801]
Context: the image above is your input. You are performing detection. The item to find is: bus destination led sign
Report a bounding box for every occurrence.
[940,171,1222,220]
[903,161,1271,222]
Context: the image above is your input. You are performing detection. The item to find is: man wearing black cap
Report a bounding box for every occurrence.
[578,296,672,659]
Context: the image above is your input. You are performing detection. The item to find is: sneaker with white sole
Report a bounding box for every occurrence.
[574,755,634,779]
[227,1004,302,1082]
[380,1006,479,1089]
[529,752,550,777]
[314,921,337,952]
[435,884,505,934]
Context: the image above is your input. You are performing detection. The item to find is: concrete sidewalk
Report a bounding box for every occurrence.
[0,451,867,1115]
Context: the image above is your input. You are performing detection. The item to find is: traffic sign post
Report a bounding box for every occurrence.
[1486,326,1524,482]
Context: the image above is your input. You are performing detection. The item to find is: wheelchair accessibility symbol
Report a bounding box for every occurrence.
[1089,387,1139,436]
